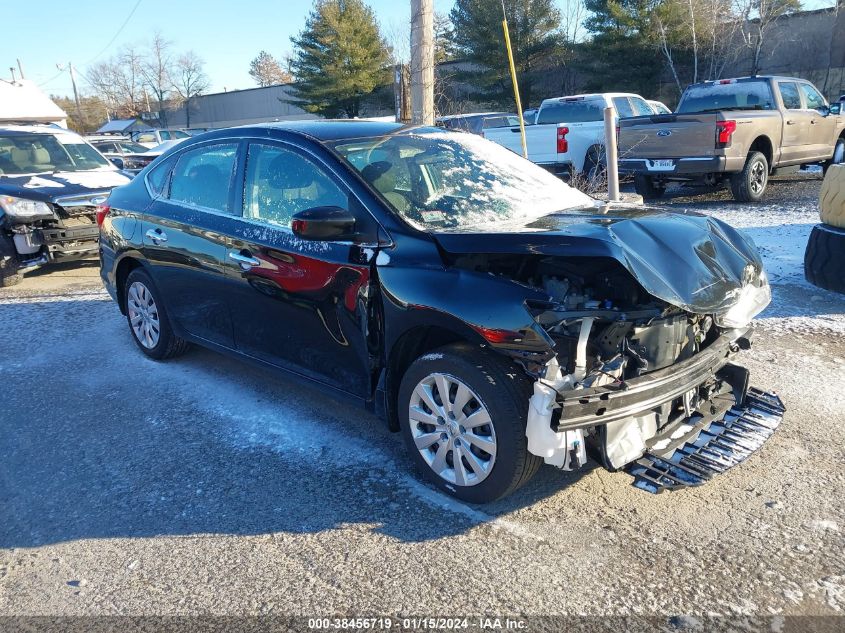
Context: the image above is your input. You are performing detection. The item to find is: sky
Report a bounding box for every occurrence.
[1,0,451,98]
[1,0,835,100]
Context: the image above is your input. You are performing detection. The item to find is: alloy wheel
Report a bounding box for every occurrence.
[127,281,161,349]
[750,159,767,195]
[408,373,497,487]
[834,141,845,165]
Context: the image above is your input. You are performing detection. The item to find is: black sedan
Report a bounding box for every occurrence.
[99,121,784,502]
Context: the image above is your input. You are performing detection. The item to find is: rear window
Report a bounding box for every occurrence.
[537,98,605,124]
[678,81,775,113]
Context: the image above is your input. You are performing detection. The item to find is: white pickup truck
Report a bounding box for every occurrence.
[483,92,654,179]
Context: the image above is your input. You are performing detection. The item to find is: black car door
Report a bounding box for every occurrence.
[223,140,380,398]
[139,142,239,348]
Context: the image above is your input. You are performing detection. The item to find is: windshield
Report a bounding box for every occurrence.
[331,129,593,230]
[0,132,113,175]
[678,81,775,113]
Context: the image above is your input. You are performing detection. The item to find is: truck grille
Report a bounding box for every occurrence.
[53,192,110,218]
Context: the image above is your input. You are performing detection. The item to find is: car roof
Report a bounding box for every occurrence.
[252,119,407,141]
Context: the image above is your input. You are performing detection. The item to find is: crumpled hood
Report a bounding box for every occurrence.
[0,170,131,203]
[432,204,766,315]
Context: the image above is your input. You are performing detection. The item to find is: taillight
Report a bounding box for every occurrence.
[556,126,569,154]
[96,204,111,228]
[716,120,737,147]
[471,325,524,344]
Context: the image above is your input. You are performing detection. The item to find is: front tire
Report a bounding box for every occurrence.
[730,151,769,202]
[0,235,23,287]
[124,268,189,360]
[398,343,542,503]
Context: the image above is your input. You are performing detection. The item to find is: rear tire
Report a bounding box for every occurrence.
[398,343,542,503]
[0,235,23,288]
[730,151,769,202]
[804,224,845,294]
[124,268,190,360]
[582,146,607,191]
[633,174,665,200]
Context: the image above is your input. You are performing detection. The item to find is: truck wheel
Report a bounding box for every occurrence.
[398,343,542,503]
[730,151,769,202]
[824,138,845,175]
[0,235,23,288]
[124,268,190,360]
[804,224,845,294]
[633,175,665,200]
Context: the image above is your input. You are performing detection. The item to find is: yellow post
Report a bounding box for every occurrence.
[501,13,528,159]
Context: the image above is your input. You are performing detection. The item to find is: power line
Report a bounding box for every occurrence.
[36,0,143,89]
[82,0,144,65]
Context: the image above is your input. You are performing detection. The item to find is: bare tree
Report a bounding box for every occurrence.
[141,33,175,127]
[560,0,587,43]
[173,51,209,128]
[85,46,145,118]
[248,50,292,86]
[735,0,801,75]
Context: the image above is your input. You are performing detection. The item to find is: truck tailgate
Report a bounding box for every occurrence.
[619,114,719,159]
[484,124,560,163]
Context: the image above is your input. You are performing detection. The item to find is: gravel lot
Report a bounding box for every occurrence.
[1,173,844,629]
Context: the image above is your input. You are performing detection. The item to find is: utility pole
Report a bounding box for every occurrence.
[62,62,84,126]
[410,0,434,125]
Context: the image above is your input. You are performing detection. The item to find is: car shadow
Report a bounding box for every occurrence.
[0,298,597,549]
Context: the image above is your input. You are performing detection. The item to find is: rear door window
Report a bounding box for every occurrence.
[537,98,605,124]
[629,96,653,116]
[168,143,238,213]
[778,82,802,110]
[612,97,634,118]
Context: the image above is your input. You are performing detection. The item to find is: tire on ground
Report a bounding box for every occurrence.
[633,174,665,200]
[730,151,769,202]
[397,343,542,503]
[0,234,23,288]
[124,267,190,360]
[819,163,845,228]
[804,224,845,294]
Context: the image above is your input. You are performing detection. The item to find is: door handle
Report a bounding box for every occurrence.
[229,251,261,269]
[810,119,817,125]
[786,120,796,125]
[145,228,167,243]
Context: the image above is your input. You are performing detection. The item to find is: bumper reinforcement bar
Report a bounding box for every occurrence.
[626,387,785,493]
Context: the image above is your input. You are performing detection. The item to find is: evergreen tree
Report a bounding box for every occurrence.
[449,0,564,108]
[289,0,391,118]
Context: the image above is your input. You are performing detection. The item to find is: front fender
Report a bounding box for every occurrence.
[378,264,554,358]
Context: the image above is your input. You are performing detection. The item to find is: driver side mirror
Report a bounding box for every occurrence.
[292,206,356,241]
[829,103,841,115]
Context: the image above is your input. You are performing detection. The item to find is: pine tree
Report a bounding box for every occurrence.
[249,50,292,87]
[289,0,391,118]
[449,0,564,108]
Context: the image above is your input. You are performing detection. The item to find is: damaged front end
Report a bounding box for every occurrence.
[521,260,783,492]
[441,231,783,492]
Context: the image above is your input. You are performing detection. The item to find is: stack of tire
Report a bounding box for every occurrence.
[804,164,845,294]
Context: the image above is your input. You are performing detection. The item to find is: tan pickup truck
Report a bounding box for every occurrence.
[618,76,845,202]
